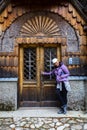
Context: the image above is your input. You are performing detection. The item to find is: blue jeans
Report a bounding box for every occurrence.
[56,82,67,107]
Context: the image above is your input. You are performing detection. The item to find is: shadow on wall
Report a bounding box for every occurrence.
[0,68,17,78]
[69,65,87,76]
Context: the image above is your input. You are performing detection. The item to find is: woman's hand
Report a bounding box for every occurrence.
[41,71,44,75]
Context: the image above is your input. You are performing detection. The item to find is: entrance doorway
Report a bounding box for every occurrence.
[19,44,61,107]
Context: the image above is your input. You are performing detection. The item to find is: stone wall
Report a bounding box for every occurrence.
[0,77,87,111]
[84,80,87,113]
[0,78,18,110]
[68,76,87,111]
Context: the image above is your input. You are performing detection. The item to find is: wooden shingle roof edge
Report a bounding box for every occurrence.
[0,0,87,31]
[70,0,87,21]
[0,0,87,21]
[70,0,87,31]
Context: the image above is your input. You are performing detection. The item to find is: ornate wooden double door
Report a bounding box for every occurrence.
[19,44,61,107]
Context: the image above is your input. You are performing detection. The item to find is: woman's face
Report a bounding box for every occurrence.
[54,61,59,67]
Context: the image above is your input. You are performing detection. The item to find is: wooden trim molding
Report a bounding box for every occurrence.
[15,37,66,45]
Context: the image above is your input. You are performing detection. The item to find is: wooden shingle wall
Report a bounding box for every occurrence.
[0,3,86,35]
[0,2,87,77]
[0,44,18,77]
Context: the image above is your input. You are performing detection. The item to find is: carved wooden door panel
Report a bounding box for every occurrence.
[19,44,61,107]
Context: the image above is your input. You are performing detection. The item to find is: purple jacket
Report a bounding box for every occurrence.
[43,62,70,83]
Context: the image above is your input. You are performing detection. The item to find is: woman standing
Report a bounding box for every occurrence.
[42,58,70,114]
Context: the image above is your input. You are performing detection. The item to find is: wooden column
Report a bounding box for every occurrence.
[19,46,24,97]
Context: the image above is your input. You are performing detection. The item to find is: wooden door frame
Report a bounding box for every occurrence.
[16,37,66,106]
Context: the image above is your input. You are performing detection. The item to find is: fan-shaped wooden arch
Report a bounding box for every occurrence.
[20,16,60,37]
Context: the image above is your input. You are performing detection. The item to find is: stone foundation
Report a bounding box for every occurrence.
[0,77,87,111]
[0,78,18,110]
[84,80,87,113]
[68,76,87,111]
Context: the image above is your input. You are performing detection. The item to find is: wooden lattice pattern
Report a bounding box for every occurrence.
[24,48,36,80]
[44,47,57,80]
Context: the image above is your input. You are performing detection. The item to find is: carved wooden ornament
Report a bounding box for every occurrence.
[20,15,60,37]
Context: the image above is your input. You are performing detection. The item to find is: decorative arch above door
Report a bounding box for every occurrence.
[20,15,61,37]
[1,11,79,52]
